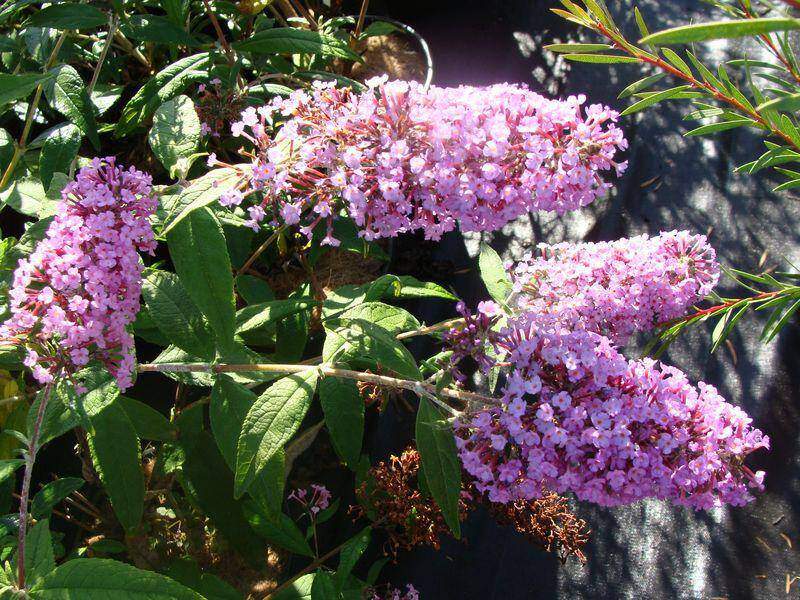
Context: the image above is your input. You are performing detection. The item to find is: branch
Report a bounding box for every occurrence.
[138,362,497,406]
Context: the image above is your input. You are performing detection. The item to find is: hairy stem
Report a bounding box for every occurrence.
[138,362,496,406]
[17,379,55,590]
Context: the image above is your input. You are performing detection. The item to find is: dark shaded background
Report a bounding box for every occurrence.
[356,1,800,598]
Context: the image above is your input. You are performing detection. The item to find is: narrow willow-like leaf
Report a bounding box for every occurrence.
[618,73,666,99]
[562,53,640,64]
[661,48,692,76]
[685,118,756,136]
[543,43,611,53]
[641,18,800,45]
[757,92,800,113]
[620,85,692,116]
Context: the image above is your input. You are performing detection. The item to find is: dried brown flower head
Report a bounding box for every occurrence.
[353,447,590,563]
[487,492,590,563]
[352,447,470,558]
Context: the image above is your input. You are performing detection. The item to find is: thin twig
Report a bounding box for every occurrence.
[237,225,286,275]
[138,362,497,406]
[201,0,236,65]
[354,0,370,38]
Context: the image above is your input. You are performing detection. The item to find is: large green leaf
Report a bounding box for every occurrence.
[0,72,49,106]
[415,398,461,538]
[333,302,420,335]
[20,520,55,587]
[31,478,83,520]
[167,207,236,356]
[149,95,201,179]
[179,432,264,564]
[235,370,319,497]
[117,396,174,442]
[245,508,314,557]
[319,376,363,468]
[25,4,106,29]
[142,270,215,360]
[85,400,144,533]
[117,53,210,135]
[122,14,199,47]
[640,18,800,45]
[335,527,370,591]
[165,558,242,600]
[30,558,203,599]
[209,376,285,515]
[44,65,99,149]
[39,123,80,189]
[236,298,316,335]
[478,243,512,304]
[159,167,246,235]
[322,318,420,380]
[234,28,360,61]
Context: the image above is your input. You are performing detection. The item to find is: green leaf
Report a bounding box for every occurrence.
[30,558,204,599]
[31,478,83,520]
[415,398,461,538]
[85,400,144,533]
[562,53,640,64]
[117,53,211,135]
[246,509,314,557]
[319,377,363,468]
[358,20,399,39]
[0,459,23,484]
[310,570,338,599]
[122,14,199,47]
[661,48,692,76]
[236,298,317,335]
[640,18,800,45]
[685,118,755,136]
[757,92,800,113]
[117,396,174,442]
[20,520,54,586]
[478,243,512,303]
[160,167,246,236]
[27,384,79,446]
[39,123,81,189]
[335,527,370,591]
[209,376,285,515]
[24,4,106,29]
[617,72,666,99]
[236,275,275,304]
[544,43,612,53]
[235,370,319,497]
[180,432,264,564]
[334,302,420,335]
[234,28,360,61]
[149,95,201,179]
[167,207,237,356]
[762,297,800,342]
[44,65,99,150]
[0,72,49,106]
[620,85,692,116]
[142,270,215,360]
[323,318,420,380]
[165,558,242,600]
